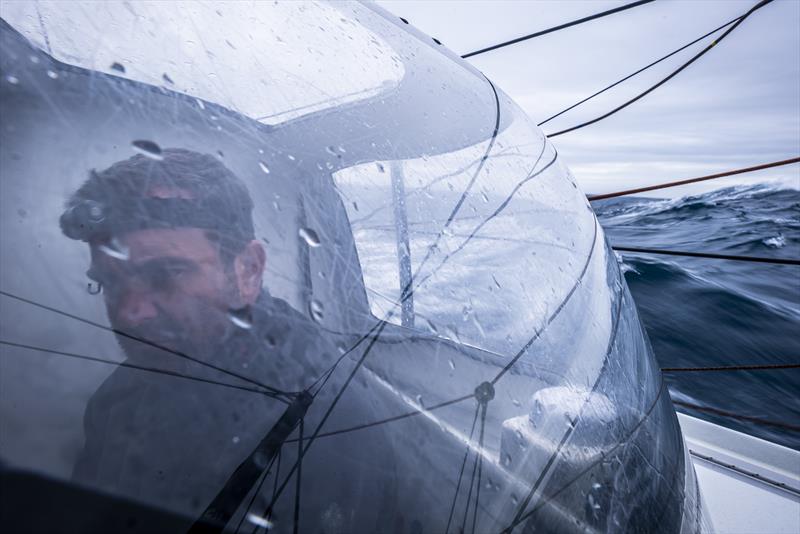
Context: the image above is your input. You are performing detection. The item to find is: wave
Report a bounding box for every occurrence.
[594,182,800,224]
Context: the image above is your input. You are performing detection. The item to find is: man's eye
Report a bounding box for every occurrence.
[148,264,188,290]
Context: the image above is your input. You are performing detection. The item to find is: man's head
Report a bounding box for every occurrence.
[61,148,265,362]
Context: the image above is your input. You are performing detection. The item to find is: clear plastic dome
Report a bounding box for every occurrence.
[0,2,709,533]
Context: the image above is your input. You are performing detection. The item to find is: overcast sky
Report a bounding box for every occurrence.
[376,0,800,197]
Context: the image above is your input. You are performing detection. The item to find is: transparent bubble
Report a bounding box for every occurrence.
[309,300,324,322]
[131,140,163,160]
[299,227,321,247]
[228,306,253,330]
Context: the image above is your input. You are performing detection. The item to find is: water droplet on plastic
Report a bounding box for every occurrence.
[481,192,489,203]
[299,227,321,247]
[246,513,273,529]
[265,335,276,348]
[352,201,359,212]
[376,162,385,173]
[196,98,205,110]
[448,359,455,371]
[592,482,602,490]
[46,70,58,79]
[258,161,270,174]
[287,154,296,161]
[502,453,512,467]
[309,300,324,322]
[110,62,125,73]
[511,494,519,505]
[325,146,337,155]
[98,238,130,261]
[5,75,19,85]
[228,306,253,330]
[132,140,163,160]
[162,73,174,84]
[232,436,240,444]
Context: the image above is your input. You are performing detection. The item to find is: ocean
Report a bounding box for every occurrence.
[593,183,800,450]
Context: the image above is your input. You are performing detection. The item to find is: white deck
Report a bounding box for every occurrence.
[678,413,800,534]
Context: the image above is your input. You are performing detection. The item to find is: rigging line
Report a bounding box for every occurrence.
[504,378,668,532]
[0,340,287,402]
[612,246,800,266]
[587,157,800,201]
[662,362,800,372]
[234,450,280,534]
[409,144,555,296]
[461,0,655,59]
[0,290,294,399]
[470,402,489,534]
[293,419,304,534]
[538,15,739,126]
[443,77,501,228]
[547,0,775,138]
[274,113,548,512]
[445,403,481,534]
[304,76,503,398]
[285,394,474,443]
[460,425,482,534]
[492,213,598,386]
[508,265,625,527]
[260,319,392,519]
[312,146,555,403]
[672,400,800,432]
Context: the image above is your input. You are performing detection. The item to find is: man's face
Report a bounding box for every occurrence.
[88,227,243,363]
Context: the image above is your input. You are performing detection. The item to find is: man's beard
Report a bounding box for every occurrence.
[111,307,237,376]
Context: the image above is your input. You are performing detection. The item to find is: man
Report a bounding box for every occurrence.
[60,149,399,532]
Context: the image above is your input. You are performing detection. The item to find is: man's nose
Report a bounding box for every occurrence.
[113,287,159,327]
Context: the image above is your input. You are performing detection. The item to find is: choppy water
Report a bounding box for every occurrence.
[594,183,800,450]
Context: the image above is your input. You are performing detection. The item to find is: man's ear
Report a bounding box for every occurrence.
[233,240,266,305]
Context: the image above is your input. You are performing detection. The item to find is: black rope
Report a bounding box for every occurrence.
[612,245,800,266]
[0,290,294,400]
[0,340,285,401]
[492,215,599,385]
[305,77,503,399]
[538,15,739,126]
[234,450,280,534]
[547,0,775,138]
[470,402,489,534]
[662,362,800,372]
[445,403,480,534]
[461,0,655,58]
[506,266,625,529]
[293,419,304,534]
[189,392,312,534]
[460,434,482,534]
[672,400,800,432]
[587,157,800,201]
